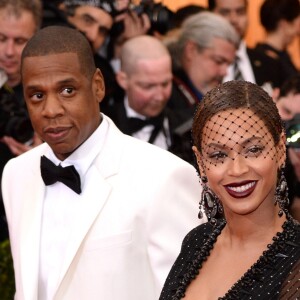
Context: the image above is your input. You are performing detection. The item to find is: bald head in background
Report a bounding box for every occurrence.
[116,35,173,117]
[119,35,171,74]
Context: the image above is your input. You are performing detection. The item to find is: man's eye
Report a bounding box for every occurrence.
[237,8,246,16]
[139,84,153,90]
[15,38,27,45]
[31,93,43,101]
[82,15,95,25]
[61,87,74,95]
[0,35,7,42]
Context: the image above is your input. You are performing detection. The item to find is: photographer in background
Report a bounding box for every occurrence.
[0,0,43,242]
[57,0,124,112]
[108,0,175,71]
[273,73,300,220]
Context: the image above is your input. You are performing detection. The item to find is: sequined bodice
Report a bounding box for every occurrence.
[159,217,300,300]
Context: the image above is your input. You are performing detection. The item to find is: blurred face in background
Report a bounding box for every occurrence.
[117,55,173,117]
[213,0,248,39]
[184,38,236,95]
[0,8,37,87]
[275,92,300,121]
[67,5,113,52]
[281,15,300,46]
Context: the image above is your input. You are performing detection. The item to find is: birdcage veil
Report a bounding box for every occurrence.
[191,81,288,223]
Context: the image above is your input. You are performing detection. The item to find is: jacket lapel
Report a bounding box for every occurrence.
[19,154,46,300]
[54,116,123,295]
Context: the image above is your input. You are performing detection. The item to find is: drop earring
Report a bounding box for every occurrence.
[199,176,223,225]
[274,167,289,217]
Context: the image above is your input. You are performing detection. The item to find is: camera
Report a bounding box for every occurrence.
[0,85,33,143]
[285,113,300,149]
[111,0,174,37]
[130,0,175,34]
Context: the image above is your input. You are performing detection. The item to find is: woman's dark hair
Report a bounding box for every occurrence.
[280,73,300,97]
[192,81,284,152]
[260,0,300,32]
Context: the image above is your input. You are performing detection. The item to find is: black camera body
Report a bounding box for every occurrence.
[0,85,33,143]
[285,113,300,149]
[131,0,174,34]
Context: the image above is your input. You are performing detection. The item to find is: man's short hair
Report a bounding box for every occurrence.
[21,26,96,79]
[63,0,116,17]
[176,11,239,59]
[208,0,248,11]
[0,0,43,29]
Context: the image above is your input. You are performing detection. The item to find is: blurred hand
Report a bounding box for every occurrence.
[115,10,151,44]
[288,147,300,181]
[1,132,43,156]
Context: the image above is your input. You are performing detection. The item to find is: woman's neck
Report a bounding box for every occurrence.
[221,206,287,248]
[265,32,287,51]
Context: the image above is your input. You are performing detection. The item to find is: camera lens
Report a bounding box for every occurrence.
[286,123,300,148]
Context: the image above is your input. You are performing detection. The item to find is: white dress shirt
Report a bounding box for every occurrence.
[124,97,171,150]
[223,41,256,84]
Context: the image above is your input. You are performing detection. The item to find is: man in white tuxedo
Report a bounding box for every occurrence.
[2,26,204,300]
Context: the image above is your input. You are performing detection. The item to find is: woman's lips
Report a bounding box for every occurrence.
[224,180,257,198]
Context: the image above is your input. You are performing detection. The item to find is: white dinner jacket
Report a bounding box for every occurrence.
[2,115,203,300]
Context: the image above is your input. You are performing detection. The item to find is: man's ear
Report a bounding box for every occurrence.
[184,41,199,61]
[93,68,105,103]
[116,71,128,90]
[272,87,280,103]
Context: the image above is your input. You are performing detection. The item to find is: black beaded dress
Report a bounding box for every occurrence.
[159,216,300,300]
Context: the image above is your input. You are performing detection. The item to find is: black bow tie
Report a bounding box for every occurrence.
[40,155,81,194]
[127,113,165,135]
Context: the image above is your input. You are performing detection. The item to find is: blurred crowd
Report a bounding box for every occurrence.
[0,0,300,242]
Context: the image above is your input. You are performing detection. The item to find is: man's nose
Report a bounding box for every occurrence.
[4,40,16,56]
[220,63,230,78]
[41,95,64,118]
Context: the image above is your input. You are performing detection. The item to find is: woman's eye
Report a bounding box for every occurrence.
[247,145,264,156]
[209,151,227,161]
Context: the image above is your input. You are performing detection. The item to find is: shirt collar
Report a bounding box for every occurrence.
[124,96,147,119]
[46,114,108,181]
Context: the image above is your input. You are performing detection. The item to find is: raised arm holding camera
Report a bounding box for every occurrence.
[108,0,174,69]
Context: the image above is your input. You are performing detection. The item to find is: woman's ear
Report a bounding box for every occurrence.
[192,145,200,163]
[192,145,205,176]
[277,131,287,168]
